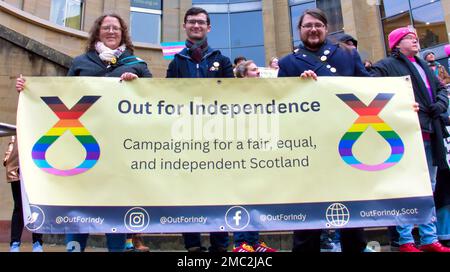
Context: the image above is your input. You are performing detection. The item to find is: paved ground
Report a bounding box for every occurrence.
[0,242,393,252]
[0,242,107,252]
[0,229,395,252]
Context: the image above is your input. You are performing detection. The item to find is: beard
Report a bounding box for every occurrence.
[301,32,325,51]
[302,36,324,51]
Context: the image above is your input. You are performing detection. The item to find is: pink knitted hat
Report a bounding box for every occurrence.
[445,44,450,56]
[388,27,416,50]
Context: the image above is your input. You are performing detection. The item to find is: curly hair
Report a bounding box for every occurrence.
[86,13,134,54]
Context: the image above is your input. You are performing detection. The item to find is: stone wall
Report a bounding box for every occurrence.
[262,0,292,64]
[0,1,165,228]
[341,0,386,62]
[0,36,68,224]
[0,2,165,76]
[442,0,450,43]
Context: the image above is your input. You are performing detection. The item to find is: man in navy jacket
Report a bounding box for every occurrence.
[166,7,233,253]
[166,8,233,79]
[278,20,367,77]
[278,8,368,253]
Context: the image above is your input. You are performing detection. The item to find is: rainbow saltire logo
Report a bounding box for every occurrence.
[32,96,101,176]
[336,93,404,171]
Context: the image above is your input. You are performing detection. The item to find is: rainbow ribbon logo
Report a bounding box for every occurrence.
[336,93,404,171]
[32,96,101,176]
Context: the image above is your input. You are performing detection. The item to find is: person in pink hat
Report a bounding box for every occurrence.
[370,27,450,252]
[445,44,450,72]
[445,44,450,58]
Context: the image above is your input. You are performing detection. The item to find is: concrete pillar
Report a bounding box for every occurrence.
[262,0,277,66]
[273,0,293,58]
[262,0,292,64]
[341,0,385,61]
[442,0,450,43]
[163,0,192,42]
[179,0,192,41]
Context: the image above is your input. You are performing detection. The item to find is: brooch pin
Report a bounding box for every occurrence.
[111,57,117,65]
[210,62,220,71]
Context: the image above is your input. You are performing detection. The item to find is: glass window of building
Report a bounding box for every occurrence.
[289,0,344,48]
[130,0,162,44]
[290,1,315,46]
[379,0,409,18]
[192,1,265,66]
[380,0,448,52]
[207,13,230,55]
[50,0,84,30]
[412,1,448,49]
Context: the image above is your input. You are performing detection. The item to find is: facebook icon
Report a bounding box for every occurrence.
[233,211,242,226]
[225,206,250,230]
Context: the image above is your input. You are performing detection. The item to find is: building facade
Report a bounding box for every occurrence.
[0,0,449,233]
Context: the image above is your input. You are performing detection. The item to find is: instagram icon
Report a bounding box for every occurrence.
[129,212,145,228]
[124,208,150,232]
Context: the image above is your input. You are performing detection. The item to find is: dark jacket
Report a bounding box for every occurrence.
[336,33,358,48]
[436,168,450,209]
[166,47,233,78]
[278,40,369,77]
[67,49,152,78]
[371,51,449,169]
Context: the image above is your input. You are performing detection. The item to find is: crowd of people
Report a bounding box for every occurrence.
[5,6,450,252]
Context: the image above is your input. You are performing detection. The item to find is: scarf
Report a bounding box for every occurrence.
[427,61,441,78]
[185,38,208,63]
[392,50,449,170]
[408,57,433,102]
[95,42,126,63]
